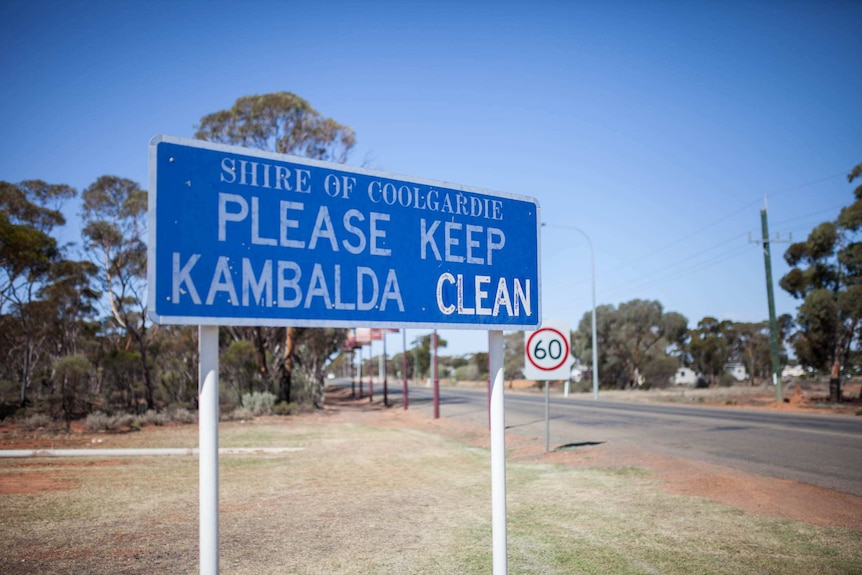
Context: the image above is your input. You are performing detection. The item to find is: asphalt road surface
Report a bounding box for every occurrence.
[363,381,862,497]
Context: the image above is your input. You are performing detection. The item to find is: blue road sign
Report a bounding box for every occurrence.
[147,135,541,329]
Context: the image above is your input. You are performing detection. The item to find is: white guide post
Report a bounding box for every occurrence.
[199,325,220,575]
[488,330,507,575]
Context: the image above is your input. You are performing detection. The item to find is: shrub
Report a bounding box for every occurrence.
[454,364,480,382]
[241,391,276,416]
[113,413,137,429]
[165,407,197,425]
[567,379,594,394]
[85,412,145,432]
[20,413,53,431]
[223,407,254,421]
[718,372,737,388]
[273,401,294,416]
[85,412,113,432]
[139,409,166,427]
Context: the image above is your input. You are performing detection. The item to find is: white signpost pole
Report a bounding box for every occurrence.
[488,330,507,575]
[199,325,220,575]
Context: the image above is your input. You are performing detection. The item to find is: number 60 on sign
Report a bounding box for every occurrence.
[523,320,573,381]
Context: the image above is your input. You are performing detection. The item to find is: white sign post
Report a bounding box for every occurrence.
[524,320,572,452]
[488,330,507,574]
[198,326,219,575]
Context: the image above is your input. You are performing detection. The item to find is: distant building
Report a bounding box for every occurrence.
[781,365,805,380]
[725,363,748,382]
[673,367,699,386]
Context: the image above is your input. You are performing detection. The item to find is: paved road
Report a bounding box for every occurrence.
[370,382,862,497]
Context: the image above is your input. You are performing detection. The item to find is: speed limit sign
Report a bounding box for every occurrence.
[523,320,573,380]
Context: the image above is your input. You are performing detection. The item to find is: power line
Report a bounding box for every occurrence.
[772,204,845,227]
[588,171,847,293]
[603,171,846,273]
[602,243,754,300]
[767,172,847,198]
[544,169,850,316]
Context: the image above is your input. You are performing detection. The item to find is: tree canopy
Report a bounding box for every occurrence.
[576,299,687,389]
[194,92,356,163]
[779,162,862,401]
[194,92,357,408]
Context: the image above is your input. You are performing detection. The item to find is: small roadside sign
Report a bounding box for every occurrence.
[523,320,573,380]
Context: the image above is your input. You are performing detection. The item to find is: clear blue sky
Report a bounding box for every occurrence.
[2,0,860,358]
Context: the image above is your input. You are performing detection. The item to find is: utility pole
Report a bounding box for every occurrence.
[750,197,791,403]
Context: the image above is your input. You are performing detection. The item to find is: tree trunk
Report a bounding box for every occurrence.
[133,326,155,410]
[278,327,297,404]
[253,326,269,382]
[310,356,325,409]
[19,347,31,406]
[829,360,842,403]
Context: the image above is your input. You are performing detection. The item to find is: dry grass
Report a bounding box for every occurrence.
[0,412,860,574]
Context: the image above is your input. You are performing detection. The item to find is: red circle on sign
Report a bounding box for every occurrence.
[526,327,570,371]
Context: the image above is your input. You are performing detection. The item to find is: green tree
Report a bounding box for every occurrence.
[291,328,348,408]
[52,354,93,431]
[221,340,259,406]
[0,180,75,404]
[412,333,448,380]
[577,300,687,389]
[195,92,356,162]
[731,316,792,385]
[194,92,355,407]
[40,259,101,357]
[577,304,621,387]
[149,325,198,408]
[780,163,862,401]
[503,331,525,380]
[81,176,155,409]
[689,317,735,386]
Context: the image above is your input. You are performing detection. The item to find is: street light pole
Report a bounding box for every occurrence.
[543,224,599,400]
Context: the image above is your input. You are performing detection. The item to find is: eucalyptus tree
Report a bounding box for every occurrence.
[40,259,101,357]
[81,176,156,409]
[731,316,792,384]
[0,180,74,404]
[148,325,199,407]
[688,317,735,386]
[577,299,687,388]
[290,328,348,408]
[194,92,356,406]
[503,331,525,380]
[195,91,356,162]
[780,163,862,401]
[411,332,448,381]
